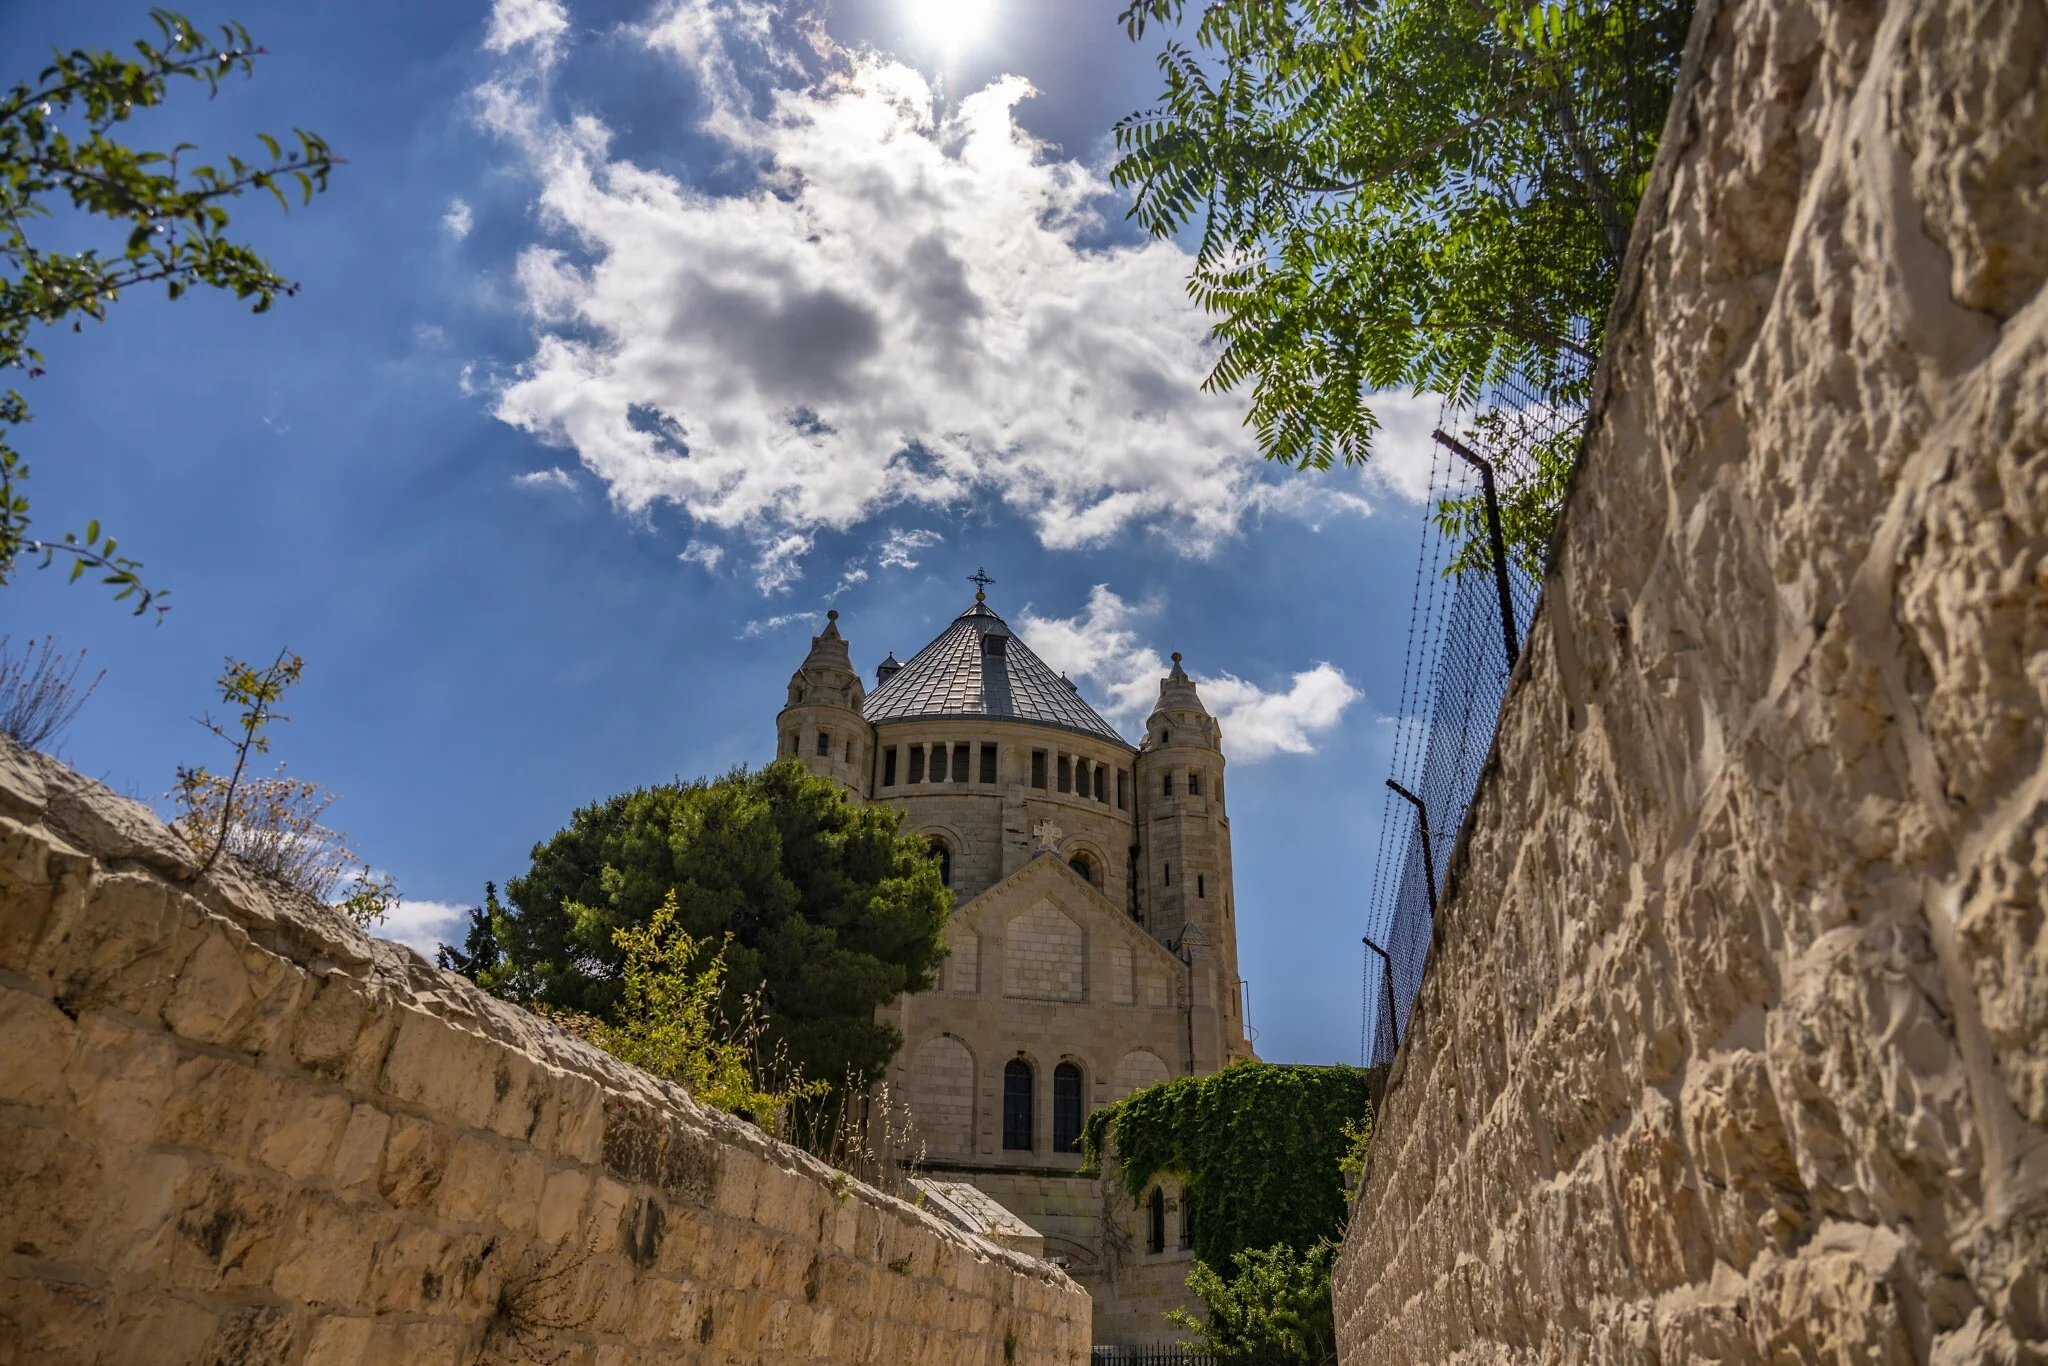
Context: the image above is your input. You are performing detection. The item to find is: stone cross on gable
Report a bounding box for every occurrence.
[1032,819,1062,852]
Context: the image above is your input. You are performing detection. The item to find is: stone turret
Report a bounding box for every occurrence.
[1134,652,1251,1068]
[774,610,871,796]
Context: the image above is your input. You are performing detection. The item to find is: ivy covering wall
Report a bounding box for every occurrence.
[1081,1063,1374,1268]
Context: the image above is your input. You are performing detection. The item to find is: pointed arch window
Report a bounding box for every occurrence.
[1147,1187,1167,1253]
[1002,1059,1034,1151]
[1052,1063,1084,1153]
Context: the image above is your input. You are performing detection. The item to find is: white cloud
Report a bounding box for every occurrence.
[514,466,577,491]
[485,0,570,67]
[443,197,475,240]
[477,2,1378,592]
[1020,585,1360,761]
[877,528,943,570]
[825,562,869,600]
[741,610,821,638]
[680,538,725,569]
[374,898,473,961]
[1196,665,1361,758]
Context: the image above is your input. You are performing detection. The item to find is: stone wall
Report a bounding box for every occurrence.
[0,739,1089,1365]
[1333,0,2048,1358]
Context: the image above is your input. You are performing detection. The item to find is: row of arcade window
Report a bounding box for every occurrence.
[1001,1059,1084,1154]
[883,742,998,786]
[1035,751,1127,810]
[879,742,1131,811]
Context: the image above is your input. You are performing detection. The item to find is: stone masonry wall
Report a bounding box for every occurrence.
[0,739,1088,1365]
[1334,0,2048,1358]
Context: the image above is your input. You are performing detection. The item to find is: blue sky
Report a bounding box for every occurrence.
[2,0,1445,1065]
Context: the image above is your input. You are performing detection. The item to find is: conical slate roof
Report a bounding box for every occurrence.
[863,602,1129,745]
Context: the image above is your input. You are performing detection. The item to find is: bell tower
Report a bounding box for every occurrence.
[1134,652,1250,1067]
[774,610,871,797]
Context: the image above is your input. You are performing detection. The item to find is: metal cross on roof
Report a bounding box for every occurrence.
[968,567,995,601]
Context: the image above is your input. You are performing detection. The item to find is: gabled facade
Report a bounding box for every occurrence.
[773,589,1257,1345]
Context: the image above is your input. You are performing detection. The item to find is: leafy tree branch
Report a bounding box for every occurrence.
[0,8,338,610]
[1110,0,1687,478]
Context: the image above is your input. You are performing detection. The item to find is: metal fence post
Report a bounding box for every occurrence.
[1431,428,1521,668]
[1384,779,1438,918]
[1361,935,1398,1051]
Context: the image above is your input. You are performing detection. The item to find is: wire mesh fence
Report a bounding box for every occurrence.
[1359,0,1685,1073]
[1362,422,1548,1069]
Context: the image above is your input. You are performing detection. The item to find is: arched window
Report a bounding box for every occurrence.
[1197,874,1205,899]
[1052,1062,1084,1153]
[1162,771,1174,797]
[1147,1187,1166,1253]
[816,730,831,757]
[1002,1059,1034,1151]
[1163,862,1171,887]
[1068,853,1093,885]
[929,837,952,888]
[1189,770,1202,796]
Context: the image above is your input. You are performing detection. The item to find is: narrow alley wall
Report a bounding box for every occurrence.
[0,738,1088,1364]
[1334,0,2048,1356]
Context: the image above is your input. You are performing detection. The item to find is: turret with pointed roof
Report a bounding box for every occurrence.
[1135,647,1238,1071]
[774,609,871,795]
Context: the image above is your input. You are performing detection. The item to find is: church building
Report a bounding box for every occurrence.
[774,575,1257,1344]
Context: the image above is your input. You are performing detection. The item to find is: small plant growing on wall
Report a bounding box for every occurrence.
[478,1234,603,1365]
[0,635,102,755]
[168,651,396,924]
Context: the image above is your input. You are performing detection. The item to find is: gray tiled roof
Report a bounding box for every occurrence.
[863,603,1130,745]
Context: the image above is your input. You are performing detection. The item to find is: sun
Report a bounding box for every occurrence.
[903,0,997,52]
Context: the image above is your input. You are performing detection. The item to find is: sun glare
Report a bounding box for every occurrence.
[904,0,997,52]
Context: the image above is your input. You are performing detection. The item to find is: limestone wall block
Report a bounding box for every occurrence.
[377,1111,454,1210]
[159,1161,290,1294]
[155,1052,267,1163]
[0,819,66,972]
[63,1012,177,1149]
[537,1165,593,1245]
[495,1145,547,1232]
[35,869,189,1021]
[270,1190,378,1309]
[243,1076,348,1181]
[288,967,395,1086]
[158,910,306,1056]
[0,980,78,1107]
[329,1101,390,1190]
[0,1119,102,1265]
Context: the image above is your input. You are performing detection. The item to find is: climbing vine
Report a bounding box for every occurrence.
[1081,1063,1374,1268]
